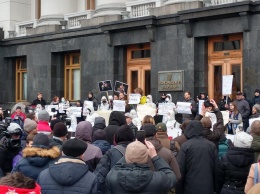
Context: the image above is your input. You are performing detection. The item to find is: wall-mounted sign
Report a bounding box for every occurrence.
[158,70,184,91]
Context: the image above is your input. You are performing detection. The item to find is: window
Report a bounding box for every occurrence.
[214,40,240,51]
[64,53,81,101]
[16,58,27,102]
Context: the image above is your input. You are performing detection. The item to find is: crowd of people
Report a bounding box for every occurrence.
[1,88,260,193]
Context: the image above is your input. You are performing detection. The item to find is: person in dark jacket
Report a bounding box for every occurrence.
[219,130,254,194]
[94,124,134,194]
[92,117,106,135]
[252,89,260,105]
[37,138,97,194]
[182,91,197,121]
[49,122,68,151]
[176,120,218,194]
[250,120,260,162]
[218,96,232,111]
[31,92,46,107]
[106,140,177,194]
[12,133,60,180]
[87,92,98,111]
[92,129,111,155]
[104,111,126,145]
[75,121,102,171]
[125,112,138,138]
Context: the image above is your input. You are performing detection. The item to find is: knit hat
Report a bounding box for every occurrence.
[125,141,148,164]
[7,123,22,135]
[50,119,62,131]
[32,133,50,149]
[24,118,37,133]
[53,123,68,137]
[156,122,167,132]
[62,138,87,157]
[37,110,50,121]
[253,104,260,113]
[125,112,133,119]
[115,125,134,144]
[141,124,156,137]
[234,131,253,148]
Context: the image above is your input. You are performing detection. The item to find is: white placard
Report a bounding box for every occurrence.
[136,104,156,121]
[83,101,94,116]
[158,103,176,115]
[249,118,260,126]
[198,100,205,115]
[59,103,69,111]
[45,105,58,114]
[176,102,192,114]
[226,134,234,143]
[167,128,182,139]
[221,111,229,126]
[113,100,126,112]
[128,94,141,104]
[222,75,233,95]
[69,107,82,117]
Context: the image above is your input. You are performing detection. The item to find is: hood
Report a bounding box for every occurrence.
[166,94,172,102]
[184,120,203,139]
[147,95,153,103]
[114,161,153,192]
[49,158,89,186]
[92,140,111,154]
[75,121,93,142]
[226,147,254,167]
[146,137,162,152]
[130,109,138,119]
[251,135,260,151]
[108,111,126,126]
[94,117,106,129]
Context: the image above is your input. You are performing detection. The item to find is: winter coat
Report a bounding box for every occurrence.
[12,146,60,180]
[11,112,27,121]
[218,147,255,194]
[32,98,46,107]
[176,120,218,194]
[12,151,22,168]
[147,137,181,181]
[94,142,129,194]
[92,140,111,155]
[250,134,260,162]
[234,99,250,121]
[75,121,102,171]
[37,121,52,133]
[88,96,98,111]
[129,122,138,138]
[49,137,63,151]
[104,111,126,145]
[173,134,187,147]
[106,156,177,194]
[37,157,97,194]
[182,98,197,121]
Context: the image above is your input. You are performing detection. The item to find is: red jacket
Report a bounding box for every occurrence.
[11,112,27,121]
[37,121,51,132]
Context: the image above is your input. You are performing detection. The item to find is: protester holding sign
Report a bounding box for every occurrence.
[99,96,110,111]
[87,92,98,111]
[181,91,197,122]
[146,95,156,108]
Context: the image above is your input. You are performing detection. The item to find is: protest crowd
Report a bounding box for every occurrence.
[1,86,260,194]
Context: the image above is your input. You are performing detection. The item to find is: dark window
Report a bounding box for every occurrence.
[132,50,150,59]
[214,40,240,51]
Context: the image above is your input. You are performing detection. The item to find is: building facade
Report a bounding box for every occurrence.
[0,0,259,104]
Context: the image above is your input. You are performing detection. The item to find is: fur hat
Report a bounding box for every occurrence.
[115,125,134,144]
[37,110,50,121]
[155,122,167,132]
[24,118,37,133]
[125,141,148,164]
[234,131,253,148]
[141,124,156,137]
[32,133,50,149]
[62,138,87,157]
[53,123,68,137]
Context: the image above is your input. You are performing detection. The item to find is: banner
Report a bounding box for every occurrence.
[68,107,82,117]
[222,75,233,95]
[136,104,156,121]
[45,105,58,113]
[176,102,191,114]
[113,100,125,112]
[158,103,176,115]
[128,94,141,104]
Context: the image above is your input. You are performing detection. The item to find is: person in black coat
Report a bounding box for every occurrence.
[176,120,218,194]
[31,92,46,107]
[218,131,254,194]
[37,139,97,194]
[87,92,98,111]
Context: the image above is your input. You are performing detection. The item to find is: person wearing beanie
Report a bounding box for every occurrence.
[176,120,218,194]
[125,112,138,138]
[92,129,111,155]
[37,138,97,194]
[250,120,260,162]
[155,122,173,149]
[104,111,126,144]
[37,110,51,134]
[49,122,68,150]
[94,124,134,193]
[252,89,260,105]
[75,121,102,171]
[21,118,38,149]
[12,133,60,180]
[0,172,41,194]
[92,117,106,134]
[219,130,254,194]
[106,140,177,194]
[250,104,260,119]
[142,124,181,182]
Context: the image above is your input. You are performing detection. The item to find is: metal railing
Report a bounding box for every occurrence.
[64,10,93,29]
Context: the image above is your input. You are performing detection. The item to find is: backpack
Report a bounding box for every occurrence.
[218,139,229,160]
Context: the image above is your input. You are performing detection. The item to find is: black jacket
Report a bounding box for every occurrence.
[176,120,218,194]
[37,157,97,194]
[104,111,126,144]
[106,156,177,194]
[218,147,254,194]
[31,98,46,107]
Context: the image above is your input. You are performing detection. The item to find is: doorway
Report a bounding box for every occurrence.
[208,34,243,101]
[127,43,151,96]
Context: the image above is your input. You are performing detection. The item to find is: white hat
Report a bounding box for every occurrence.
[125,113,133,119]
[101,96,107,101]
[234,131,253,148]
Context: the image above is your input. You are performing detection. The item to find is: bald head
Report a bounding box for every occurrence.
[251,120,260,136]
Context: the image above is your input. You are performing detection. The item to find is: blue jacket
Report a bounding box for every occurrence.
[92,140,111,155]
[37,157,97,194]
[12,146,60,180]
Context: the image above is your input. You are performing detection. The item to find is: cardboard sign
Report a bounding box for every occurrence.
[136,104,156,121]
[83,101,94,116]
[198,100,205,115]
[45,105,58,114]
[221,111,229,126]
[158,103,176,115]
[59,103,69,111]
[222,75,233,95]
[128,94,141,104]
[113,100,125,112]
[68,107,82,117]
[176,102,192,114]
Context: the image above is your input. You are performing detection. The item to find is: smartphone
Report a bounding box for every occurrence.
[136,130,146,144]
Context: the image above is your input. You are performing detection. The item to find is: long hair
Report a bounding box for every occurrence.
[230,102,239,116]
[142,115,155,125]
